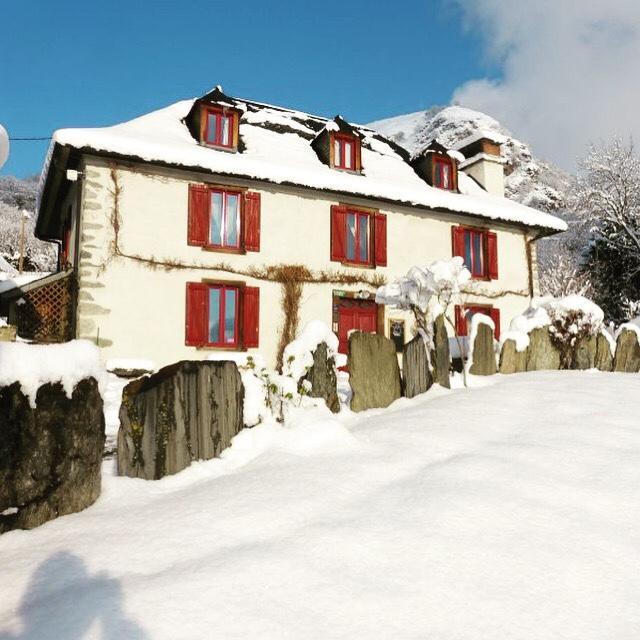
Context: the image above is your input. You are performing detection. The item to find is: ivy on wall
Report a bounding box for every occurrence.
[106,165,385,368]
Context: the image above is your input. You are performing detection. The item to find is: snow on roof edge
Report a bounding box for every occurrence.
[44,97,567,235]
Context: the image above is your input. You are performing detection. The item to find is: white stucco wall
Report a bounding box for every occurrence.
[74,157,534,369]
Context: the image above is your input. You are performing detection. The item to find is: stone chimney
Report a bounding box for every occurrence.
[455,131,506,197]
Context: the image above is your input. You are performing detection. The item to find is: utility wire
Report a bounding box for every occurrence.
[9,137,52,141]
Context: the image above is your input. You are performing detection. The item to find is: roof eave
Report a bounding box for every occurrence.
[35,142,72,241]
[58,144,566,238]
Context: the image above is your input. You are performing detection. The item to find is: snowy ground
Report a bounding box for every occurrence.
[1,371,640,639]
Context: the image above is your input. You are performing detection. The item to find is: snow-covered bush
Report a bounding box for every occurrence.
[282,320,344,380]
[211,321,342,426]
[505,295,605,367]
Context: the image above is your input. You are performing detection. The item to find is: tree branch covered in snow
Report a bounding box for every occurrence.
[567,138,640,321]
[376,257,473,384]
[0,177,57,272]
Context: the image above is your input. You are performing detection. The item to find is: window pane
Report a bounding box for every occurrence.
[463,231,473,271]
[221,115,231,146]
[207,113,219,144]
[442,163,450,189]
[473,232,483,275]
[210,192,223,245]
[346,212,356,260]
[334,138,341,166]
[358,213,368,262]
[208,288,221,343]
[224,289,237,344]
[225,194,239,246]
[344,142,353,169]
[435,162,442,187]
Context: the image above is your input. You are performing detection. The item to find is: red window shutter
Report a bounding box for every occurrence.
[454,304,466,336]
[242,286,260,348]
[185,282,208,346]
[188,184,210,246]
[243,191,261,252]
[374,213,387,267]
[489,307,501,340]
[330,205,347,262]
[487,232,498,279]
[451,225,465,258]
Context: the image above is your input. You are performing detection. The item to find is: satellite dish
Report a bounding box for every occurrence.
[0,124,9,170]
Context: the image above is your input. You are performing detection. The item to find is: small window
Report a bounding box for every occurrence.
[434,156,454,190]
[207,285,239,347]
[209,189,240,248]
[203,107,236,149]
[345,211,371,265]
[333,134,358,170]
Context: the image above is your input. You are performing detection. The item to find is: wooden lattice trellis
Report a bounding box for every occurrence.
[12,273,75,343]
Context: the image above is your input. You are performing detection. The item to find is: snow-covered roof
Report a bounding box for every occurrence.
[43,92,566,234]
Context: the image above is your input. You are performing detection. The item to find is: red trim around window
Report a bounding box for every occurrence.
[333,133,358,170]
[344,209,372,266]
[202,107,236,149]
[434,156,455,190]
[206,284,240,348]
[207,188,242,250]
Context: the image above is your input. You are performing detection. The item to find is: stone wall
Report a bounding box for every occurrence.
[348,332,402,412]
[117,360,244,480]
[403,335,433,398]
[469,323,497,376]
[613,328,640,373]
[301,342,339,413]
[0,378,105,534]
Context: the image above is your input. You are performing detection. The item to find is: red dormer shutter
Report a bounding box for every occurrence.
[243,191,261,252]
[487,232,498,279]
[185,282,208,346]
[489,307,501,340]
[242,286,260,348]
[188,184,210,246]
[330,205,347,262]
[374,213,387,266]
[451,225,465,259]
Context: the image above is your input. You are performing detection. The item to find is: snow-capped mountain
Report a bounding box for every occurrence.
[368,105,571,213]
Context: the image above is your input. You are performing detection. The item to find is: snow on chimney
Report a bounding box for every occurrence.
[454,131,506,197]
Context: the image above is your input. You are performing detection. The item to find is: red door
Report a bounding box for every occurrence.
[337,299,378,354]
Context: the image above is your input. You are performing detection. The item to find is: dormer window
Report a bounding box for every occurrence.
[201,106,238,150]
[331,133,361,171]
[434,156,454,190]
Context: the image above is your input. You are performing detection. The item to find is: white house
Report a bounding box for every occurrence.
[26,86,565,368]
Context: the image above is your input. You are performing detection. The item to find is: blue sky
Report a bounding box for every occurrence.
[0,0,495,178]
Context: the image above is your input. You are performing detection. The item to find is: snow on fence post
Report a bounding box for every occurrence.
[0,341,106,533]
[613,325,640,373]
[468,315,497,376]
